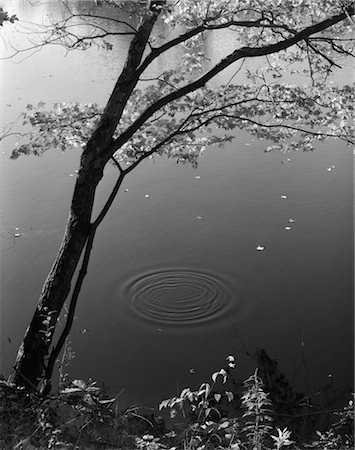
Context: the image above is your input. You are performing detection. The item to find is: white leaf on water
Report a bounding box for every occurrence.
[214,393,222,402]
[225,391,234,402]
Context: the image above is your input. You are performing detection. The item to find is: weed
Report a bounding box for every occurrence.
[1,353,353,449]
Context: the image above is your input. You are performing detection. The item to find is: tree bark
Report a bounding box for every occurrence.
[12,4,163,390]
[12,148,105,388]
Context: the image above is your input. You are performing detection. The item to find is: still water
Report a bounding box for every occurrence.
[0,1,353,408]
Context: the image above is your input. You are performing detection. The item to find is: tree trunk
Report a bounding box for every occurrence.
[11,3,165,390]
[12,147,105,389]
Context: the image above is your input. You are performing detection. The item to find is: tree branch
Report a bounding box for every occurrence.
[109,5,354,157]
[43,169,126,392]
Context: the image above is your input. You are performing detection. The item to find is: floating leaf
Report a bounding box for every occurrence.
[214,393,222,403]
[225,391,234,402]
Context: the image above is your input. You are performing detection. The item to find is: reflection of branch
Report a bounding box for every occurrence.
[1,12,137,59]
[0,131,30,142]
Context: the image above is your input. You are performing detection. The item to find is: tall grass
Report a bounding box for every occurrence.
[1,353,353,449]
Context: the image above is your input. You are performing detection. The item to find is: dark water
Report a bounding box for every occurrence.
[0,1,353,408]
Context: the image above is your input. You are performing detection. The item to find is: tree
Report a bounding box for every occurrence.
[3,0,354,393]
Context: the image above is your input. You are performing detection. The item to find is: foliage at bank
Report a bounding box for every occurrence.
[1,353,353,449]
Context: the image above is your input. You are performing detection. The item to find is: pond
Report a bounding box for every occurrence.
[0,1,353,409]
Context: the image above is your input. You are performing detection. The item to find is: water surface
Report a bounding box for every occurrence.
[0,1,353,408]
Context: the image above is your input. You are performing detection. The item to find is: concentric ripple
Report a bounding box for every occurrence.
[125,269,232,328]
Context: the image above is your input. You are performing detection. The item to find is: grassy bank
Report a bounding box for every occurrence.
[1,351,353,449]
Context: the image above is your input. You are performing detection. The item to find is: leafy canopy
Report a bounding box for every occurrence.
[2,0,354,166]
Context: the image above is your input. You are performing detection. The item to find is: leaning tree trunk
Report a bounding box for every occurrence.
[12,146,106,389]
[12,3,164,390]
